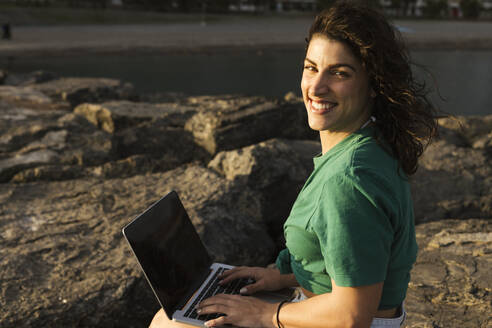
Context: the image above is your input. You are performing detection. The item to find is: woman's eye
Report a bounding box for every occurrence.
[333,71,349,78]
[304,65,317,72]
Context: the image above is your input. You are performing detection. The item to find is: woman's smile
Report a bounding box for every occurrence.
[309,99,338,114]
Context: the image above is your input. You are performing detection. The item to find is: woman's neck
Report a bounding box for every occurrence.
[319,116,373,154]
[319,130,351,154]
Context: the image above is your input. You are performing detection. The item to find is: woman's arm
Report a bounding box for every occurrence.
[276,280,383,328]
[198,279,383,328]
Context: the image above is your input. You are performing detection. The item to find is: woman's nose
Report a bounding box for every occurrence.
[311,73,331,96]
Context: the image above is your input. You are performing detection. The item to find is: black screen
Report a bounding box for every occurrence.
[122,191,212,317]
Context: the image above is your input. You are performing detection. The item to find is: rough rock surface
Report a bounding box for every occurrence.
[31,77,137,108]
[1,78,491,327]
[184,95,317,155]
[208,138,320,246]
[0,85,70,110]
[0,100,66,153]
[0,112,114,183]
[0,164,275,328]
[2,70,58,86]
[74,101,206,165]
[74,101,197,134]
[406,219,491,328]
[0,98,206,183]
[411,115,492,223]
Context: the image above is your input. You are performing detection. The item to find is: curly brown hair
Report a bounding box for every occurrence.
[307,1,438,176]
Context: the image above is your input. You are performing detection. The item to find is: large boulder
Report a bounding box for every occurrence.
[0,98,207,183]
[184,95,317,155]
[115,120,207,164]
[3,70,58,86]
[406,218,491,328]
[87,154,157,179]
[438,115,492,146]
[31,77,136,108]
[0,164,275,327]
[411,115,492,223]
[0,100,67,154]
[0,85,70,110]
[0,112,115,183]
[208,138,320,246]
[0,149,60,182]
[75,101,206,166]
[74,101,197,134]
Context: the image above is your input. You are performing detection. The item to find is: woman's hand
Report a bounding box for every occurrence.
[197,294,277,328]
[219,266,298,295]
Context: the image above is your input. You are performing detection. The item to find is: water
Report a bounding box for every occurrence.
[411,50,492,116]
[3,48,492,116]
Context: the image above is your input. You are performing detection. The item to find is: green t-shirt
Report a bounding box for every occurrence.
[276,126,417,310]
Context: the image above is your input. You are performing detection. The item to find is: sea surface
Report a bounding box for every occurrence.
[3,49,492,116]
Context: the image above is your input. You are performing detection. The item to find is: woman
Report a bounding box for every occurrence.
[151,2,437,327]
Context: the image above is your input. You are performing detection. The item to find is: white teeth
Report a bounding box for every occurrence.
[311,100,336,110]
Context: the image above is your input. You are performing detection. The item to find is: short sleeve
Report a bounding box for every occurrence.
[312,172,395,287]
[275,248,293,274]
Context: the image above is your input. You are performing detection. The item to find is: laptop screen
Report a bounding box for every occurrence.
[123,191,212,317]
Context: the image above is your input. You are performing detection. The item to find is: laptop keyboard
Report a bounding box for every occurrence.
[183,267,252,321]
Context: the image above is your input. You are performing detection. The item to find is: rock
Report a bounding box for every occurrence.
[208,138,320,246]
[472,131,492,149]
[411,116,492,223]
[31,77,137,108]
[185,94,264,109]
[0,112,115,183]
[0,149,60,182]
[0,85,70,110]
[184,95,317,155]
[74,101,196,134]
[406,219,491,328]
[116,120,207,164]
[0,100,66,153]
[3,70,58,86]
[54,114,114,166]
[88,154,153,179]
[0,164,274,327]
[438,115,492,146]
[283,91,299,102]
[139,91,188,104]
[10,164,86,183]
[0,98,204,183]
[74,101,206,168]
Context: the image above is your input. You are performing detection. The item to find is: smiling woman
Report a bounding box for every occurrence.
[150,2,438,328]
[301,36,376,153]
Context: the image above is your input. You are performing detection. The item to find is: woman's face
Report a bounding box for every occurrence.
[301,35,374,134]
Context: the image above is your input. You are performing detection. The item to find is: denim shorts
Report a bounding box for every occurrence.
[290,288,406,328]
[370,305,406,328]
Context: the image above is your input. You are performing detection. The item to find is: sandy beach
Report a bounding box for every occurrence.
[1,16,492,57]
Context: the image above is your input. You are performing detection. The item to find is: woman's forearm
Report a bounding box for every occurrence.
[271,282,383,328]
[275,293,356,328]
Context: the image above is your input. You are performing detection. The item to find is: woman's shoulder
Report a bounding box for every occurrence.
[326,132,397,177]
[322,134,406,200]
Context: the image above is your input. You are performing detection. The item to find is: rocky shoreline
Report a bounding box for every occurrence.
[0,71,490,327]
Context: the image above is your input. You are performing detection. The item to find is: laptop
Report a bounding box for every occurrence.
[122,190,290,327]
